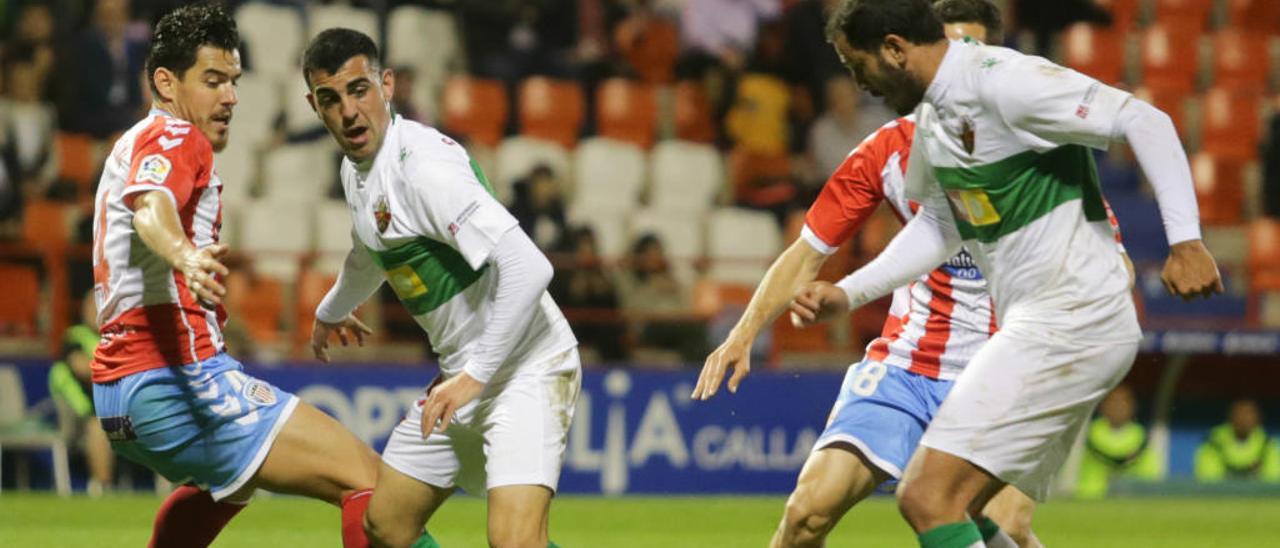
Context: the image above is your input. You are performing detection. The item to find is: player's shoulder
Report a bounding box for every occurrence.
[131,112,213,161]
[851,116,914,164]
[396,117,470,166]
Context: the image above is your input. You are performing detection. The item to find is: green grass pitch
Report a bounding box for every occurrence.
[2,493,1277,547]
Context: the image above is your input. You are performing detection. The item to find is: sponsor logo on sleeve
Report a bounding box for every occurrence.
[1076,82,1100,120]
[449,201,480,236]
[135,154,172,184]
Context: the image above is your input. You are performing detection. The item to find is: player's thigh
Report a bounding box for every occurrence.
[482,361,580,494]
[788,443,888,519]
[897,446,1002,513]
[248,400,380,504]
[487,484,553,543]
[366,462,455,542]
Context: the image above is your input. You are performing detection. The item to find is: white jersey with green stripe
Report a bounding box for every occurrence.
[907,40,1141,342]
[339,115,576,378]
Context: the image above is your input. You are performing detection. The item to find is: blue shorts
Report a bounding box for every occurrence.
[93,352,298,500]
[815,359,954,484]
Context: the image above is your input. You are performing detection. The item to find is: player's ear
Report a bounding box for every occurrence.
[152,67,178,103]
[882,34,909,68]
[380,67,395,100]
[305,91,317,114]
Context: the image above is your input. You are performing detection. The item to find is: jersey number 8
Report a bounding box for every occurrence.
[850,361,888,397]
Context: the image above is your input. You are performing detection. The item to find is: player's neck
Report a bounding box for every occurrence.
[151,100,184,121]
[912,40,951,91]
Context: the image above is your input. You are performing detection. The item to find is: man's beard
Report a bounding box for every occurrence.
[877,59,926,116]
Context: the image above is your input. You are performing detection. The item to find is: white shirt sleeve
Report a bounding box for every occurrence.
[1112,98,1203,245]
[315,231,386,323]
[462,228,554,384]
[401,143,519,270]
[990,56,1133,151]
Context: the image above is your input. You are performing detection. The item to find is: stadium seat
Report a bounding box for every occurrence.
[228,72,280,149]
[1226,0,1280,35]
[595,78,658,149]
[214,140,255,208]
[1211,29,1270,93]
[0,266,39,335]
[648,140,723,214]
[566,203,629,258]
[1199,86,1263,161]
[54,132,96,192]
[1093,0,1141,33]
[308,5,379,50]
[628,208,705,285]
[239,199,313,281]
[1061,24,1126,85]
[234,3,303,80]
[725,74,790,155]
[1191,152,1246,225]
[387,6,462,82]
[705,207,783,285]
[1133,86,1190,137]
[571,137,647,215]
[494,136,572,204]
[1247,218,1280,291]
[282,77,325,137]
[518,77,585,148]
[614,15,680,84]
[1152,0,1214,31]
[442,77,508,148]
[0,365,72,496]
[292,269,338,348]
[728,148,795,210]
[1140,23,1202,94]
[226,272,284,344]
[260,142,337,203]
[672,81,717,143]
[21,200,71,250]
[313,199,354,276]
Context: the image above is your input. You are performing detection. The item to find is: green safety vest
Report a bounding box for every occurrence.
[1207,424,1272,477]
[1085,418,1148,469]
[47,324,99,418]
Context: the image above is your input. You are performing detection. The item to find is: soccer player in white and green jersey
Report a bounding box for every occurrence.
[301,29,580,548]
[791,1,1223,546]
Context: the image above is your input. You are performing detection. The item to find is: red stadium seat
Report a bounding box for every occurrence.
[293,269,339,349]
[1199,86,1263,161]
[1140,23,1202,95]
[1247,218,1280,292]
[1153,0,1213,31]
[1191,152,1246,225]
[1094,0,1141,33]
[614,15,680,84]
[1062,24,1126,85]
[1134,86,1191,137]
[226,273,284,344]
[728,148,794,209]
[21,200,70,250]
[518,77,585,148]
[673,81,717,143]
[442,77,508,148]
[55,132,97,194]
[595,78,658,149]
[1211,30,1270,93]
[1226,0,1280,36]
[0,265,40,335]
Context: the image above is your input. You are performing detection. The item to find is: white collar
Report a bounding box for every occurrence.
[924,40,965,107]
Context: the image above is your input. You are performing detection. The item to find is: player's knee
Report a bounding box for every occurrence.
[896,480,944,528]
[364,511,417,548]
[781,496,836,544]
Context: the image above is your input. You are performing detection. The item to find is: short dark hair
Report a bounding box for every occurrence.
[934,0,1004,44]
[145,3,239,97]
[826,0,945,52]
[302,28,380,87]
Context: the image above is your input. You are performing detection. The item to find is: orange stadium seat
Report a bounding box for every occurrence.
[55,132,97,193]
[1153,0,1213,31]
[1247,218,1280,291]
[595,78,658,149]
[227,273,284,344]
[1191,152,1246,225]
[1094,0,1141,33]
[1199,86,1263,161]
[1140,23,1201,95]
[1226,0,1280,35]
[614,15,680,84]
[0,265,40,335]
[442,77,508,148]
[21,200,71,249]
[1211,29,1270,93]
[293,269,338,348]
[518,77,585,148]
[728,148,793,209]
[1134,86,1191,137]
[673,81,717,143]
[1061,24,1126,85]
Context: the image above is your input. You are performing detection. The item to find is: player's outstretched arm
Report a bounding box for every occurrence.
[313,234,385,361]
[132,190,229,305]
[692,239,827,400]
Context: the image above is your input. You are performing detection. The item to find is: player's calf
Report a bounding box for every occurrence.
[487,484,552,548]
[773,445,884,548]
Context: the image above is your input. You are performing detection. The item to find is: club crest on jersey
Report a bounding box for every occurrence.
[135,154,172,184]
[374,196,392,233]
[242,380,277,406]
[960,118,976,155]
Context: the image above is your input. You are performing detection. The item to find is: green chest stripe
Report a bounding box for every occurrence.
[933,145,1107,243]
[367,237,486,315]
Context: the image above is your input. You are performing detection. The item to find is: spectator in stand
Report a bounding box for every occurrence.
[390,65,425,123]
[1013,0,1110,54]
[47,291,116,497]
[1075,384,1162,499]
[782,0,846,111]
[550,226,626,361]
[55,0,148,138]
[1,43,60,201]
[1195,399,1280,483]
[508,164,569,251]
[459,0,581,83]
[1263,108,1279,218]
[806,76,885,191]
[676,0,782,131]
[616,233,708,363]
[8,3,56,100]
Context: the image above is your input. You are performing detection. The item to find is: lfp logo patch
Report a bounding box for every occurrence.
[135,154,172,184]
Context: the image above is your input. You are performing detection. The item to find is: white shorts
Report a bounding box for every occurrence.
[919,327,1138,501]
[382,349,581,495]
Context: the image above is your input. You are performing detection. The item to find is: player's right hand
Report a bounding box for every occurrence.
[311,314,373,363]
[692,336,753,400]
[1162,239,1224,301]
[789,281,850,328]
[176,244,229,306]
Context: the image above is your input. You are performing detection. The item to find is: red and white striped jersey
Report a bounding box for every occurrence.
[802,116,993,380]
[802,116,1127,380]
[90,110,226,383]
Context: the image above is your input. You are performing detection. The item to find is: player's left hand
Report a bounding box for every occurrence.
[1161,239,1224,301]
[420,372,485,438]
[789,281,851,327]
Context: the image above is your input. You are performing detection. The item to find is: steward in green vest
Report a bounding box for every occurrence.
[1195,399,1280,483]
[1076,385,1161,499]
